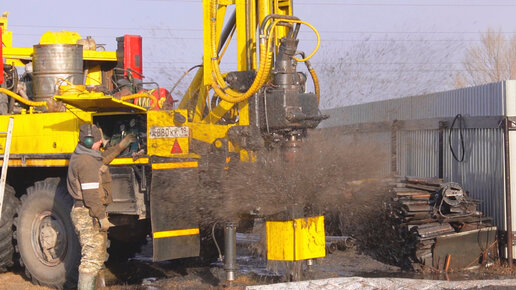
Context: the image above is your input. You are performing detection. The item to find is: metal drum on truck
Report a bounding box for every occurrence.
[32,44,84,101]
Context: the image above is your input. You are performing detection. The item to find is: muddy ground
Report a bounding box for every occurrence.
[2,242,515,290]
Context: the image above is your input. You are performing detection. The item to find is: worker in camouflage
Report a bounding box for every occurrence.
[70,205,107,275]
[67,124,135,290]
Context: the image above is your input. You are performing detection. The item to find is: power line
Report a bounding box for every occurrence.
[9,24,202,32]
[135,0,516,6]
[143,68,482,72]
[135,0,199,2]
[10,24,516,35]
[10,33,491,42]
[145,60,465,65]
[143,62,465,67]
[319,39,484,42]
[320,31,516,34]
[294,1,516,7]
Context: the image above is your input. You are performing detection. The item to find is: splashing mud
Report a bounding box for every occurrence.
[195,127,389,223]
[188,128,404,267]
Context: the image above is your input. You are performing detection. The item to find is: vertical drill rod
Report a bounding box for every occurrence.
[224,222,237,281]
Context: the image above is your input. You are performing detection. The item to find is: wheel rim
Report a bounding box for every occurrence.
[31,210,68,266]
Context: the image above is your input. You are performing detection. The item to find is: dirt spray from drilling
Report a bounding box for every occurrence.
[179,127,405,265]
[209,129,388,220]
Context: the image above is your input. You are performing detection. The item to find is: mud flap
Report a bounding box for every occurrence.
[433,226,497,270]
[150,165,200,261]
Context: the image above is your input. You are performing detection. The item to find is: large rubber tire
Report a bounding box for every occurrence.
[15,178,81,289]
[0,185,20,272]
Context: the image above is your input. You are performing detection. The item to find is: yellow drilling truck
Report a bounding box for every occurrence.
[0,1,327,288]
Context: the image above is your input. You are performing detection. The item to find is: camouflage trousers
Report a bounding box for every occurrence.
[71,206,108,275]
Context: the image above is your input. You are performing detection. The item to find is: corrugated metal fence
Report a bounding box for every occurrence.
[320,81,514,231]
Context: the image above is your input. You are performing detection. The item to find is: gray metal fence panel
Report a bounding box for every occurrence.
[397,130,439,178]
[321,81,506,128]
[443,128,505,229]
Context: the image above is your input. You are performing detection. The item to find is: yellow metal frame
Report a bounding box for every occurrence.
[0,159,69,167]
[153,228,200,239]
[176,0,297,162]
[0,112,88,156]
[1,4,326,263]
[109,158,149,165]
[2,47,116,67]
[151,161,198,170]
[0,2,317,164]
[56,93,147,112]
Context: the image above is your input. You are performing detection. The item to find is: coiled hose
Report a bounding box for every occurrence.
[120,93,159,110]
[208,0,321,103]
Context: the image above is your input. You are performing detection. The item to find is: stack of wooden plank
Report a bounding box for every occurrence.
[389,177,494,269]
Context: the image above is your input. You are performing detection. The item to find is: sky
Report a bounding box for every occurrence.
[3,0,516,109]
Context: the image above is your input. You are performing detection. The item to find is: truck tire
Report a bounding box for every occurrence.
[0,185,19,272]
[15,178,81,289]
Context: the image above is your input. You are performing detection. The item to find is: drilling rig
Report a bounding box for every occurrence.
[0,1,326,287]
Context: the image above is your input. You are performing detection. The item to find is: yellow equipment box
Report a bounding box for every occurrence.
[266,216,326,261]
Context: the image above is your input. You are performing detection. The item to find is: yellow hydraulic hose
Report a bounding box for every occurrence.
[208,0,321,103]
[309,68,320,105]
[209,1,279,102]
[259,16,321,62]
[209,0,270,101]
[298,51,320,105]
[209,14,278,102]
[287,20,320,62]
[120,92,159,109]
[59,85,87,95]
[210,39,272,103]
[0,88,47,108]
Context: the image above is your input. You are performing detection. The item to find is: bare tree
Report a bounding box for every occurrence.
[455,29,516,88]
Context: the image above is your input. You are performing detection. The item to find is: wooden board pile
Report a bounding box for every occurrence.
[389,177,495,270]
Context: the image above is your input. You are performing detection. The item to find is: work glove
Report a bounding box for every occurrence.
[119,134,136,149]
[99,217,114,232]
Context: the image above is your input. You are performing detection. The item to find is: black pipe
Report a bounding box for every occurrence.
[224,222,237,281]
[391,120,398,174]
[439,121,445,179]
[217,10,237,54]
[504,117,513,266]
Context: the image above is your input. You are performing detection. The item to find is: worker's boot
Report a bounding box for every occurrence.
[78,271,97,290]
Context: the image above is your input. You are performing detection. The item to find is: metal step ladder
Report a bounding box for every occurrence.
[0,117,14,221]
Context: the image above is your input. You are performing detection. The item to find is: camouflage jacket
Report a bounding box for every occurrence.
[67,143,124,219]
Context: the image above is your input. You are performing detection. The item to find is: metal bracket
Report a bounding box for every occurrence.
[0,117,14,222]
